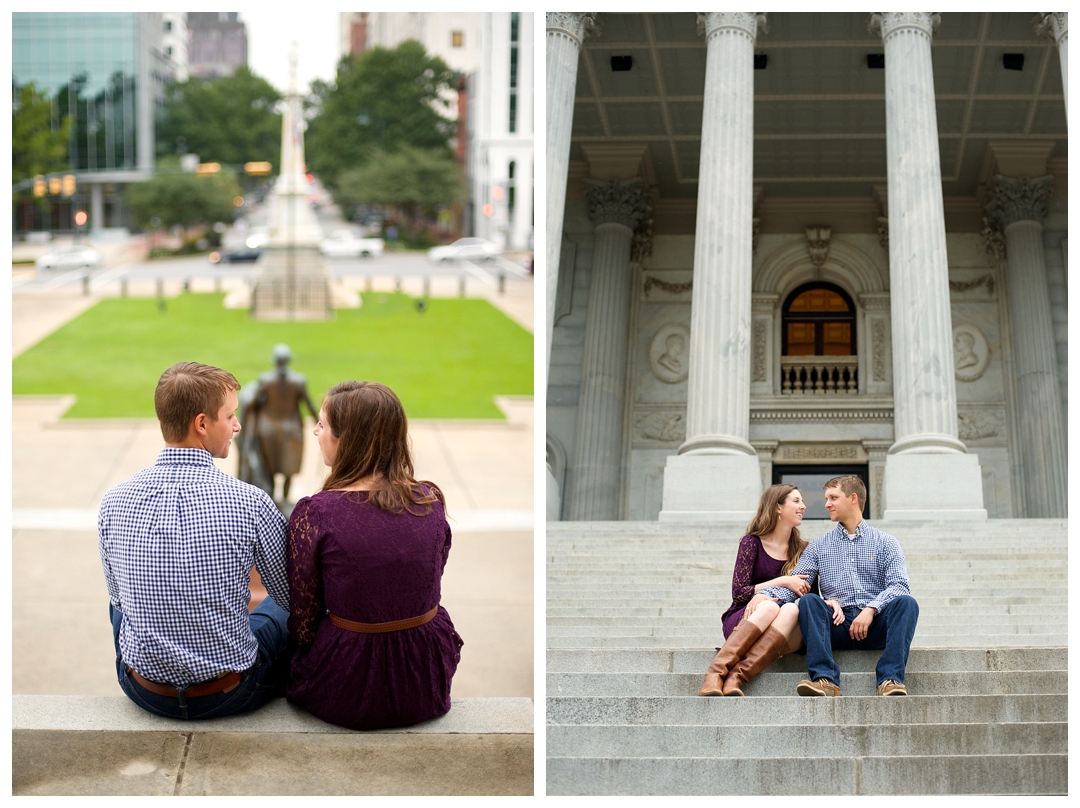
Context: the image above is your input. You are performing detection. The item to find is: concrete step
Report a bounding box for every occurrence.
[546,633,1066,648]
[546,615,1064,629]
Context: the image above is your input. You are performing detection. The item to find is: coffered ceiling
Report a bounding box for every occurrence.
[569,12,1067,215]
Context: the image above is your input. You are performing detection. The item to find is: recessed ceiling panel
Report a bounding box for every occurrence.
[976,47,1048,95]
[765,12,874,43]
[1030,102,1067,135]
[588,49,658,98]
[754,46,887,96]
[666,101,703,138]
[753,138,887,180]
[657,48,707,97]
[595,13,650,45]
[649,12,701,43]
[571,102,607,138]
[604,101,669,137]
[981,12,1040,41]
[934,99,968,134]
[967,100,1034,134]
[930,46,977,95]
[755,99,885,136]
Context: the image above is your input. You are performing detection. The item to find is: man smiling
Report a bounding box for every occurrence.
[98,362,291,719]
[759,474,919,697]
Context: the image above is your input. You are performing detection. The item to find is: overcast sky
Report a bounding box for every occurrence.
[239,11,342,95]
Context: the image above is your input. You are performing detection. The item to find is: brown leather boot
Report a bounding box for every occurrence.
[698,622,763,696]
[721,626,788,696]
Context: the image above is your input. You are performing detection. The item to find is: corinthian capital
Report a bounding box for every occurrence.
[869,12,940,42]
[584,178,650,232]
[1034,12,1068,45]
[547,13,600,47]
[697,12,768,42]
[985,175,1054,228]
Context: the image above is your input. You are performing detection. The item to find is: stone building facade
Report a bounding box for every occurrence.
[546,12,1068,522]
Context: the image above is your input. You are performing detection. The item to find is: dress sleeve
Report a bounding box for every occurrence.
[440,520,452,572]
[729,535,759,609]
[287,496,324,645]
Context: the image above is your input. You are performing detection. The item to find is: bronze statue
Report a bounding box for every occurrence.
[238,344,317,505]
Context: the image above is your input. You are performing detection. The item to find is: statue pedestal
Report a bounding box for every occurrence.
[251,244,332,320]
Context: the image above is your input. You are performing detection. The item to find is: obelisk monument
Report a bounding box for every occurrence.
[251,45,331,320]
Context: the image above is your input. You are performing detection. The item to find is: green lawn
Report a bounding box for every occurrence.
[12,292,533,419]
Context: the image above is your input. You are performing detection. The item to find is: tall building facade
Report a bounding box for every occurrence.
[186,12,247,79]
[12,12,186,232]
[546,12,1068,522]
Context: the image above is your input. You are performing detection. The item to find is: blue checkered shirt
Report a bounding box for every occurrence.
[761,520,912,612]
[98,448,289,687]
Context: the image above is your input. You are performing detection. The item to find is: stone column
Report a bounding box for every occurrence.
[567,178,648,520]
[659,12,766,521]
[870,12,986,519]
[546,13,599,373]
[986,175,1067,517]
[1036,13,1068,119]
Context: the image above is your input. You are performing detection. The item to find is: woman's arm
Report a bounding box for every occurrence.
[286,497,324,645]
[729,535,759,607]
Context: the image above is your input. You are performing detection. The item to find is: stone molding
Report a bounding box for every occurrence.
[779,443,865,462]
[584,178,650,231]
[805,226,831,267]
[1034,12,1068,45]
[868,11,939,41]
[754,237,885,295]
[697,12,767,41]
[952,323,990,382]
[750,396,894,424]
[546,12,600,47]
[752,320,768,383]
[985,175,1054,228]
[872,319,888,382]
[949,273,996,297]
[642,275,693,299]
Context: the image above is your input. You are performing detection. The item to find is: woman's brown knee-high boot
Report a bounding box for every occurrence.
[699,622,763,696]
[721,626,788,696]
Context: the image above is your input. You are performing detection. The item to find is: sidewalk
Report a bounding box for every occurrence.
[11,278,535,701]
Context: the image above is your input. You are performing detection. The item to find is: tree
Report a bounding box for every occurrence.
[157,67,281,171]
[333,146,465,236]
[126,170,241,232]
[305,41,456,188]
[12,82,71,207]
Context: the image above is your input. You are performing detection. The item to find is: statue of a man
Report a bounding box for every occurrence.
[241,344,317,504]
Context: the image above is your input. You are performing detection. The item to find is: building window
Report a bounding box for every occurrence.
[782,283,856,356]
[508,13,519,133]
[507,160,516,216]
[452,31,463,48]
[164,20,172,32]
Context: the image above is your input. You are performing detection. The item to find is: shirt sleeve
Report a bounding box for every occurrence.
[867,535,912,611]
[253,492,291,611]
[286,497,324,645]
[97,499,120,609]
[729,535,759,609]
[760,541,818,604]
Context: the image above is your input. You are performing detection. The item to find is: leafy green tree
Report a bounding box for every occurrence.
[333,146,465,236]
[126,170,241,231]
[12,82,71,208]
[157,67,281,171]
[305,41,456,188]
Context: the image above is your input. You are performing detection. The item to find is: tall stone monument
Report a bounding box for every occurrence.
[251,45,331,320]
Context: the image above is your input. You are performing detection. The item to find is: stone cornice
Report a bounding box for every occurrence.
[546,13,600,47]
[985,175,1054,228]
[869,12,940,42]
[750,396,895,424]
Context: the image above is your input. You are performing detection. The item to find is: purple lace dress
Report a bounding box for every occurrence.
[720,534,786,639]
[285,488,464,730]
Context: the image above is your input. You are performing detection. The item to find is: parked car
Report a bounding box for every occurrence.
[427,237,501,263]
[208,246,262,264]
[245,227,270,249]
[35,244,101,270]
[319,229,385,258]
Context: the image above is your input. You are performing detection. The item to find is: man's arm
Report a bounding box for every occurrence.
[97,500,120,608]
[866,535,912,612]
[759,543,818,604]
[252,495,290,611]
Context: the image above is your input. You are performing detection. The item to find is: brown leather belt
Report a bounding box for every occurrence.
[328,605,439,634]
[127,667,242,698]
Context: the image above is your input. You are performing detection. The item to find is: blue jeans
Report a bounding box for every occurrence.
[797,592,919,688]
[111,597,292,719]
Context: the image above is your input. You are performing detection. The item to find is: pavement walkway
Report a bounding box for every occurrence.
[11,268,536,701]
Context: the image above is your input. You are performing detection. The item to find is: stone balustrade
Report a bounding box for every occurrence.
[780,355,858,394]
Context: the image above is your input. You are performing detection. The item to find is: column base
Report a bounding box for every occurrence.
[546,465,562,522]
[658,453,761,522]
[882,451,987,520]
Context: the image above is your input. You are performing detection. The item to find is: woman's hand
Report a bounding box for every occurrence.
[784,574,810,596]
[745,592,777,617]
[824,598,844,626]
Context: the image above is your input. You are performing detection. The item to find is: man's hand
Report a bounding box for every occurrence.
[824,599,844,626]
[783,574,811,596]
[745,592,777,617]
[849,606,876,640]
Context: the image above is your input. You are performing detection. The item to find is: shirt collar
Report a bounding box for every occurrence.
[156,447,216,467]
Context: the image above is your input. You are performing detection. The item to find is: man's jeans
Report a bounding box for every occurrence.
[797,592,919,687]
[111,597,292,719]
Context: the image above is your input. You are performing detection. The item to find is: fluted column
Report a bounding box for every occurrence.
[986,175,1067,517]
[659,12,766,521]
[546,13,599,373]
[870,12,986,519]
[567,179,648,520]
[1036,13,1068,119]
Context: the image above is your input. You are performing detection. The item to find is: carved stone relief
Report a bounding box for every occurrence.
[949,273,996,296]
[957,408,1002,441]
[782,445,861,461]
[643,275,693,299]
[872,319,886,382]
[952,323,990,382]
[752,320,767,382]
[635,410,687,443]
[805,226,831,267]
[649,324,691,383]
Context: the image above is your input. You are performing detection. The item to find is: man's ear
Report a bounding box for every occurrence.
[192,412,209,436]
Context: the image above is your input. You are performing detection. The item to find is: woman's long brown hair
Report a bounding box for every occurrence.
[744,483,807,575]
[320,381,443,515]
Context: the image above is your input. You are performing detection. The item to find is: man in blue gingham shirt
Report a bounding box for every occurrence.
[758,475,919,697]
[99,362,292,719]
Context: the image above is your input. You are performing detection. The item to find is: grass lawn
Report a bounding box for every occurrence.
[12,292,533,420]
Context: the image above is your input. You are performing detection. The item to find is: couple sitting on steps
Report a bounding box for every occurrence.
[699,475,919,698]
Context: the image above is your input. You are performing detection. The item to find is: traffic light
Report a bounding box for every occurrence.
[62,174,76,196]
[48,176,62,195]
[33,175,46,197]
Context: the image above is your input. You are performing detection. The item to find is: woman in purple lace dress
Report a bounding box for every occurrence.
[699,483,837,697]
[286,381,463,730]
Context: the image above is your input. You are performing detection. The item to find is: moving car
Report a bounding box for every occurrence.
[319,230,385,258]
[35,244,101,270]
[426,237,501,263]
[208,246,263,264]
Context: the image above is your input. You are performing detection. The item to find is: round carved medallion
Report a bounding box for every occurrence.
[952,323,990,382]
[649,324,690,383]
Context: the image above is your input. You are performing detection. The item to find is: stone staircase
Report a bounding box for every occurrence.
[546,519,1067,795]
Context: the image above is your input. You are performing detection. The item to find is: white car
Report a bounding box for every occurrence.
[35,244,101,270]
[245,227,270,249]
[427,237,501,263]
[319,230,385,258]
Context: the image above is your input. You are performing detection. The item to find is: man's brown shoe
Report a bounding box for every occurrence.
[876,679,907,696]
[797,678,841,697]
